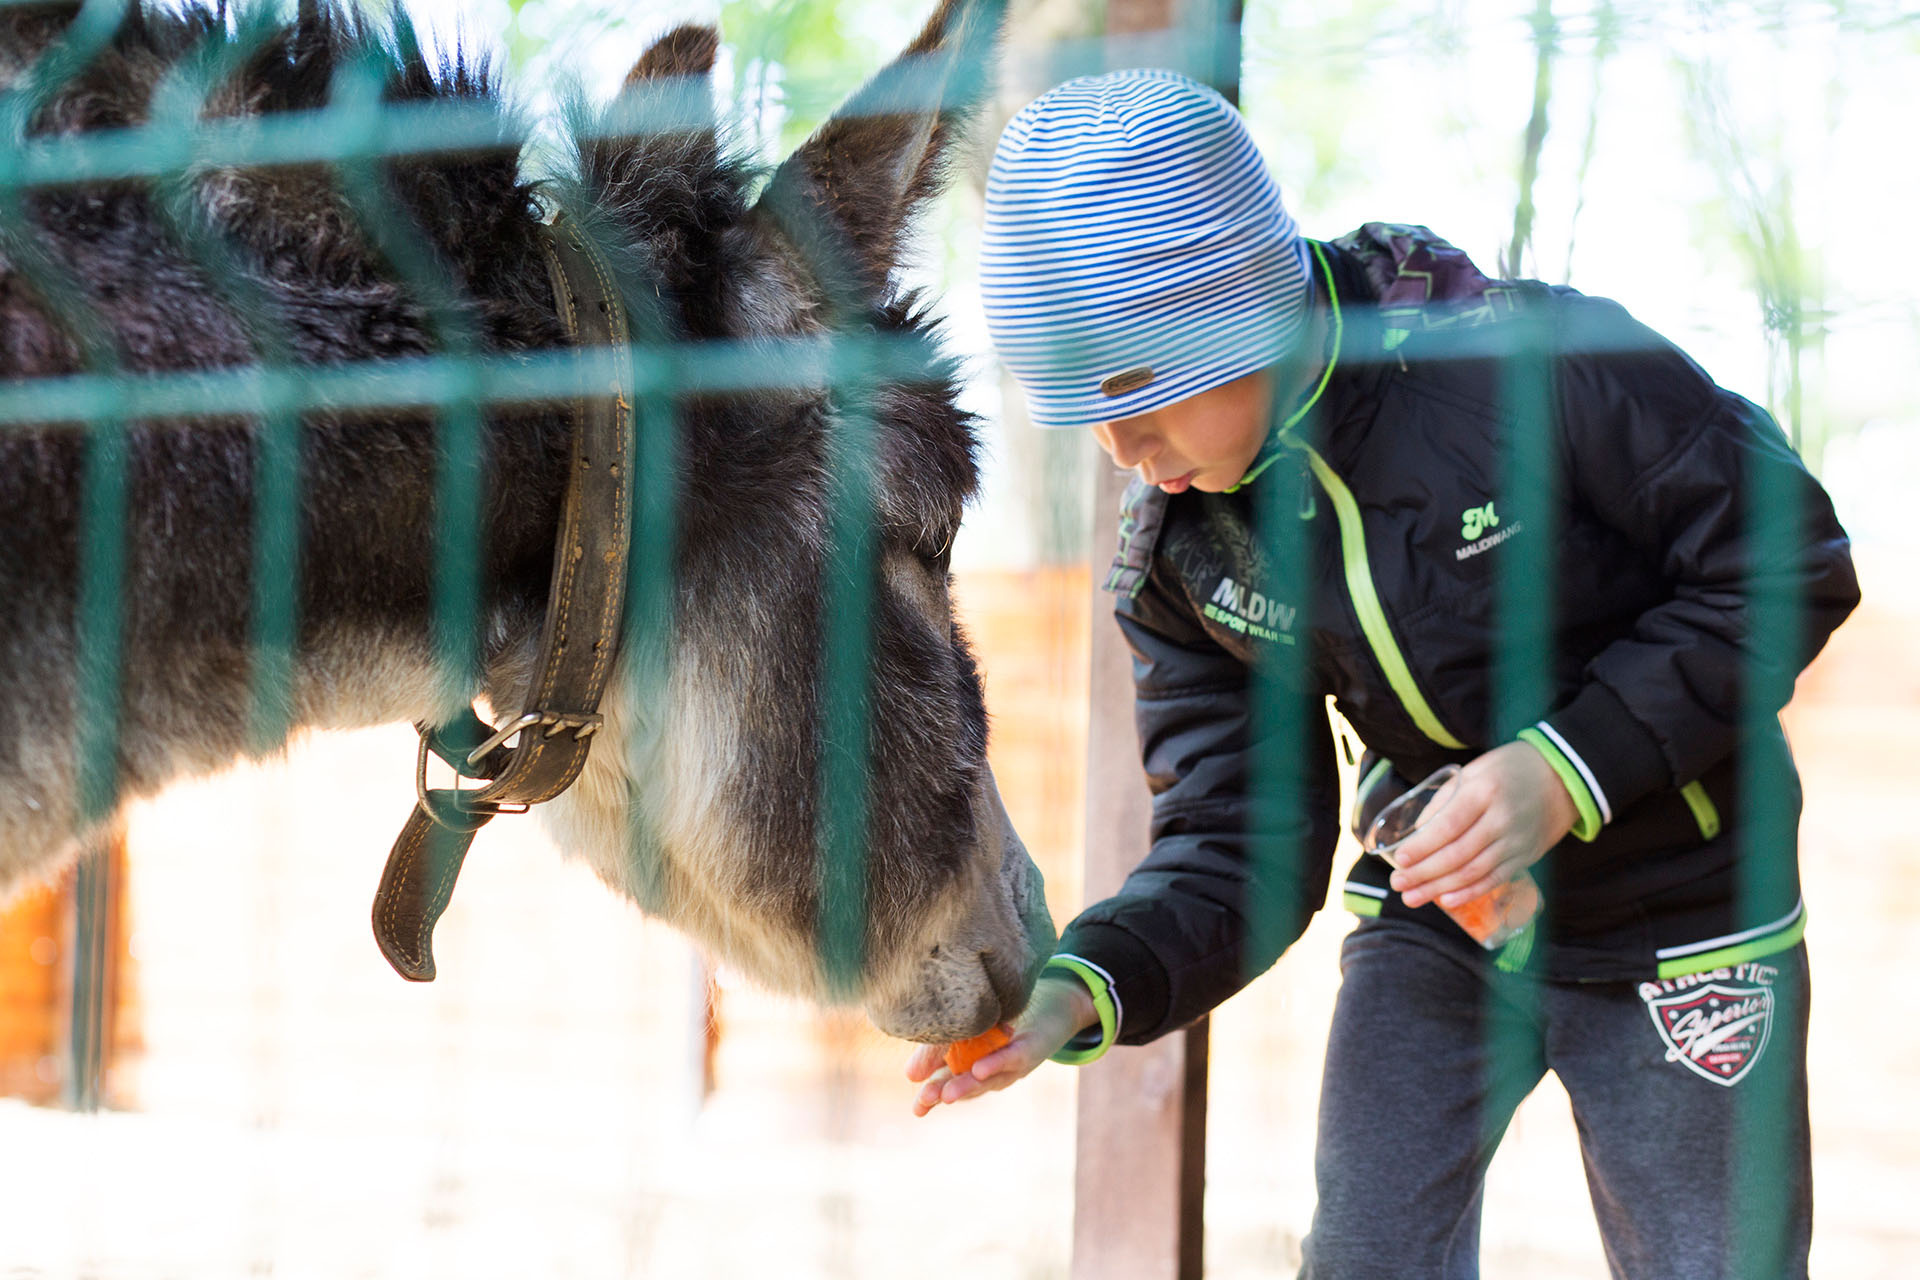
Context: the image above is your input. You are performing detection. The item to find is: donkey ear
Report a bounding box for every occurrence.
[579,21,738,262]
[628,23,719,84]
[751,0,1004,304]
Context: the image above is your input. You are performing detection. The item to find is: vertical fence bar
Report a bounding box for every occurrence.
[1485,298,1558,1136]
[816,347,879,999]
[148,14,311,752]
[616,325,679,915]
[1731,404,1805,1279]
[0,0,136,851]
[327,48,493,702]
[58,829,121,1111]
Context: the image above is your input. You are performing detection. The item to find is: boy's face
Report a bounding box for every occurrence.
[1091,368,1274,494]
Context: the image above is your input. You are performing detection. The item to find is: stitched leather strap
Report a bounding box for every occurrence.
[371,213,635,981]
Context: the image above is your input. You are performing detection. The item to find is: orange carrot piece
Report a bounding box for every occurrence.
[1447,892,1503,942]
[944,1025,1011,1077]
[1444,875,1540,946]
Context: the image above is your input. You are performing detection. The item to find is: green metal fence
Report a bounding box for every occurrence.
[1,0,1897,1274]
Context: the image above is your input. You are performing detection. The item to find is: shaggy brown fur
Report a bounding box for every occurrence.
[0,0,1046,1041]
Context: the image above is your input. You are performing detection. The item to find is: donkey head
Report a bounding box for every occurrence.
[0,0,1045,1045]
[526,0,1052,1043]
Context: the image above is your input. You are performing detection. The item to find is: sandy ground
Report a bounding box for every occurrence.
[1,556,1915,1279]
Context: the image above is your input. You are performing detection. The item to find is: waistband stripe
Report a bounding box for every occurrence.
[1654,898,1805,961]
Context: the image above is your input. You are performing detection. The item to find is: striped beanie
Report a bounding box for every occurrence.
[980,69,1311,431]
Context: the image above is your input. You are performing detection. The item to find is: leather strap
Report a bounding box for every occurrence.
[372,213,635,981]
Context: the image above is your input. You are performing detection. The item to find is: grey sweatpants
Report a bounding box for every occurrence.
[1299,914,1811,1280]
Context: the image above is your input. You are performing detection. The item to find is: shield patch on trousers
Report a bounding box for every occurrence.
[1644,981,1774,1087]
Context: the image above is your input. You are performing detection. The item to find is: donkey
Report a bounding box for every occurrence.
[0,0,1052,1044]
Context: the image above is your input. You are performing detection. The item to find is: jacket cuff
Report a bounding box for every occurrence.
[1052,920,1170,1049]
[1043,955,1122,1065]
[1533,681,1671,827]
[1517,728,1603,842]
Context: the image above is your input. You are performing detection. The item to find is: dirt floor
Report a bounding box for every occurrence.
[1,555,1914,1278]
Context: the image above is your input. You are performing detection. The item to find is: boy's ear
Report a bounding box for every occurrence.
[749,0,1004,306]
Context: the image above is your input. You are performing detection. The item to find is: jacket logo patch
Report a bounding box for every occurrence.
[1203,576,1297,645]
[1639,965,1777,1087]
[1456,520,1524,561]
[1460,501,1499,540]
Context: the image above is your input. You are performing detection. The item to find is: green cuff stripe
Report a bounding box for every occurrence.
[1044,955,1120,1066]
[1680,780,1722,841]
[1342,890,1384,917]
[1655,912,1807,979]
[1518,728,1602,842]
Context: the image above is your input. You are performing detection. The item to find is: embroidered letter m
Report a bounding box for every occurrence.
[1461,501,1499,541]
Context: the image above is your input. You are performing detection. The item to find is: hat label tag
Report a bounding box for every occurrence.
[1100,366,1155,397]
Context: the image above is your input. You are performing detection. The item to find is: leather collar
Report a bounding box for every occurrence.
[371,212,635,981]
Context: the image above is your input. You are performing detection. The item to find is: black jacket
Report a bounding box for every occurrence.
[1057,224,1859,1047]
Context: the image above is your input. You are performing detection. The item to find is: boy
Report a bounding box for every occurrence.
[908,69,1858,1278]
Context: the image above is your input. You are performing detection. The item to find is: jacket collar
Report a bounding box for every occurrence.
[1229,239,1394,490]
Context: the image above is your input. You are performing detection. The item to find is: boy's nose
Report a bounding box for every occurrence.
[1098,422,1157,470]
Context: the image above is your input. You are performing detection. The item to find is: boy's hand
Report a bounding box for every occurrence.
[1387,742,1577,909]
[906,972,1099,1117]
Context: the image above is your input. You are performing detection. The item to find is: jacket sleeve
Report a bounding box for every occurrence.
[1054,564,1342,1048]
[1524,294,1860,826]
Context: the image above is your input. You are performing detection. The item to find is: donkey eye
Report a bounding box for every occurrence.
[912,535,953,575]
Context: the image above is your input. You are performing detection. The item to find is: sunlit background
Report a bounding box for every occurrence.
[3,1,1916,1277]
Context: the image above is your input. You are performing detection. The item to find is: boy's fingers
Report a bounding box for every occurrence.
[940,1072,992,1105]
[1402,857,1491,908]
[1409,838,1521,908]
[1392,816,1491,891]
[1439,871,1508,909]
[913,1068,954,1116]
[904,1043,947,1082]
[967,1041,1027,1082]
[1389,787,1482,866]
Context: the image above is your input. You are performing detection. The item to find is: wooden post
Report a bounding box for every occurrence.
[0,828,129,1109]
[58,829,125,1111]
[1069,5,1240,1276]
[1071,461,1210,1280]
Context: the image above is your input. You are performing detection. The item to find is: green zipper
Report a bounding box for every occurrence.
[1229,242,1344,494]
[1229,240,1464,752]
[1680,780,1721,841]
[1293,441,1468,751]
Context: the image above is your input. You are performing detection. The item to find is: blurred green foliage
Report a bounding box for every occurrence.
[472,0,1912,513]
[717,0,902,159]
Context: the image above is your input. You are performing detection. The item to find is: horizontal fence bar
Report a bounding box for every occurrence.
[0,331,949,427]
[0,313,1691,430]
[0,43,978,189]
[0,24,1254,192]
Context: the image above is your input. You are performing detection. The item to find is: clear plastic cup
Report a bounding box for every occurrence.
[1362,764,1540,951]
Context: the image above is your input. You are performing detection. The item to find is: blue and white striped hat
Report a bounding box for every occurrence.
[980,69,1311,431]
